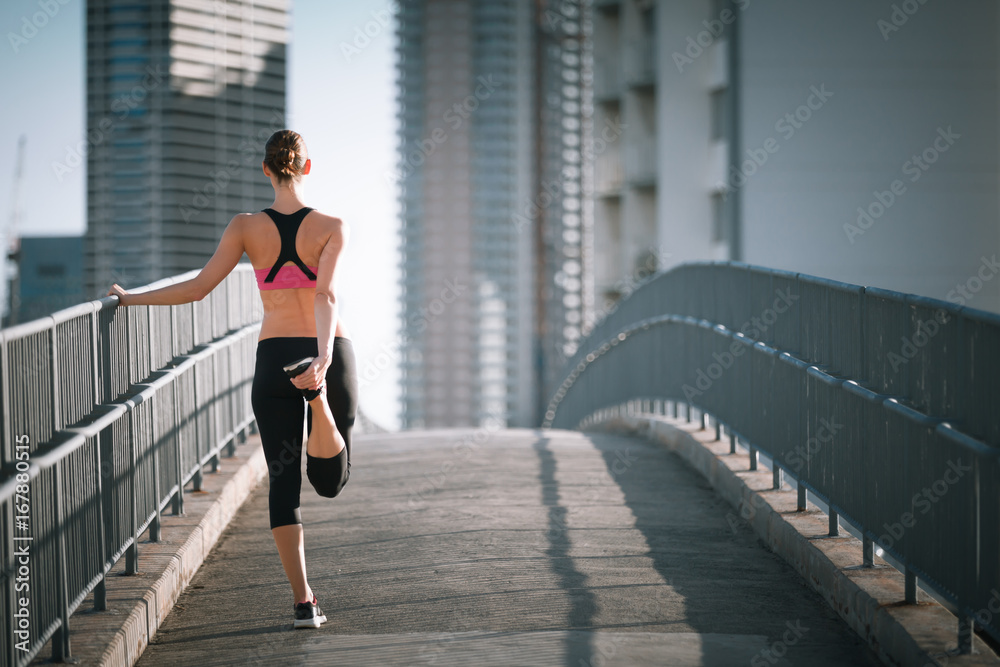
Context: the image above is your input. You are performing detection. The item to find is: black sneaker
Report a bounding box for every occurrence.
[282,357,325,402]
[293,595,327,629]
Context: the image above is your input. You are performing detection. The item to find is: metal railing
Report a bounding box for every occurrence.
[0,263,263,666]
[544,261,1000,651]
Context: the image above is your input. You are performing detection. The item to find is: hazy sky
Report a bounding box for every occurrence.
[0,0,402,429]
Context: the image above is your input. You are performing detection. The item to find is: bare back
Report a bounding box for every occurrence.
[242,208,351,341]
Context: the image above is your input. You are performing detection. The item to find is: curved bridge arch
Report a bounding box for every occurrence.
[545,262,1000,649]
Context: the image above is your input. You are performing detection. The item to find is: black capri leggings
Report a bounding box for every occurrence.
[251,336,358,529]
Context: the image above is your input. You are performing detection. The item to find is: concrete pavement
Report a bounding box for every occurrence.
[135,427,879,666]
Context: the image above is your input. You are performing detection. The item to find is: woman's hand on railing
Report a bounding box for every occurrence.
[107,284,133,306]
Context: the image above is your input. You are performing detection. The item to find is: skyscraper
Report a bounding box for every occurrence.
[84,0,288,300]
[396,1,591,428]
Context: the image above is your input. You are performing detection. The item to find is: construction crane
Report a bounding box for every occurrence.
[3,135,26,326]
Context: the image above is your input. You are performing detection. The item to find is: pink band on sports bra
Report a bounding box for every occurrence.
[255,265,319,290]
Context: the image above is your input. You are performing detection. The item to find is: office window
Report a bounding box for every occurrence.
[711,192,726,243]
[711,88,727,141]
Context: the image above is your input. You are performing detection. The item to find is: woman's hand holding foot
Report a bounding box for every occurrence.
[289,355,331,394]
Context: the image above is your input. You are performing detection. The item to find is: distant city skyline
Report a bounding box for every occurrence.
[0,0,402,429]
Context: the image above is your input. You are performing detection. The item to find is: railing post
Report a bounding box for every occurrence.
[749,446,757,471]
[904,569,916,604]
[100,306,114,405]
[50,321,62,433]
[797,484,806,511]
[93,431,108,610]
[828,509,839,536]
[3,493,14,667]
[146,305,153,379]
[150,396,162,543]
[772,464,781,490]
[192,361,203,492]
[51,462,73,662]
[125,305,133,397]
[191,296,198,348]
[1,333,10,471]
[172,380,184,516]
[227,346,237,457]
[125,404,139,574]
[957,616,973,654]
[714,418,721,441]
[862,536,874,567]
[170,301,177,361]
[91,308,101,407]
[729,432,736,454]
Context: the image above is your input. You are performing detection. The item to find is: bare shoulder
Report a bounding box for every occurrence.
[229,211,260,229]
[309,211,350,243]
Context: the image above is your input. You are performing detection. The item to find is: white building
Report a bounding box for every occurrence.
[591,0,999,314]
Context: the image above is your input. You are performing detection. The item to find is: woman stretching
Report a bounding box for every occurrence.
[107,130,357,629]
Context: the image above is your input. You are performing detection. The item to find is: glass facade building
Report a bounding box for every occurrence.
[84,0,288,300]
[396,0,592,428]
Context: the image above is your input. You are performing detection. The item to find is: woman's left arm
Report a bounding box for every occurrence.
[108,215,246,306]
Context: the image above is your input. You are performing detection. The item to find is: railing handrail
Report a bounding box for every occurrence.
[0,263,261,665]
[546,261,1000,651]
[576,261,1000,363]
[567,260,1000,446]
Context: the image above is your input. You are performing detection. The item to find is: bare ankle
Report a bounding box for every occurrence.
[307,396,330,413]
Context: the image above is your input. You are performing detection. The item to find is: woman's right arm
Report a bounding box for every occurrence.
[290,217,349,392]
